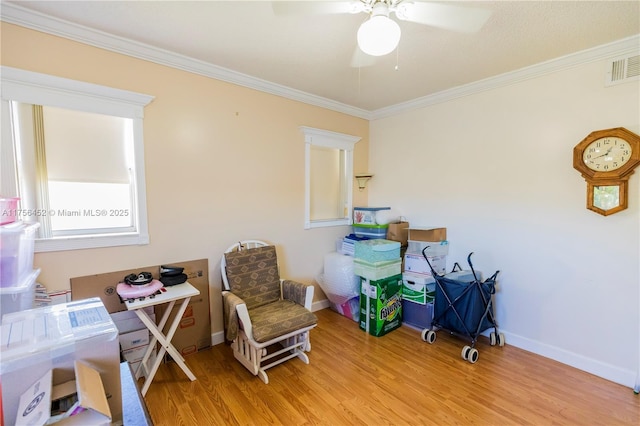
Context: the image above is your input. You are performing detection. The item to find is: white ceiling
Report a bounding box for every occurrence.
[2,1,639,116]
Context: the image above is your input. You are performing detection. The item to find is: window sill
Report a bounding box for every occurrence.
[35,232,149,253]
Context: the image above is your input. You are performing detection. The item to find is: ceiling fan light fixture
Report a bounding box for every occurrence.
[357,7,401,57]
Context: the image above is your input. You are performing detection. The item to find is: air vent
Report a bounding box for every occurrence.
[605,54,640,86]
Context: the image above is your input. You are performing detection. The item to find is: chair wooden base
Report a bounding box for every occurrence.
[232,327,315,384]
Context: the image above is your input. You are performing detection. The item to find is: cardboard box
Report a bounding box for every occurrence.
[71,259,212,360]
[402,272,436,304]
[153,261,211,360]
[111,308,155,334]
[1,298,121,425]
[119,328,150,352]
[354,239,401,263]
[408,227,447,242]
[404,253,447,276]
[70,259,208,315]
[354,258,402,281]
[18,361,112,425]
[126,346,157,378]
[359,274,403,337]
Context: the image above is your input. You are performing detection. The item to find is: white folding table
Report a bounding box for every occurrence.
[124,282,200,396]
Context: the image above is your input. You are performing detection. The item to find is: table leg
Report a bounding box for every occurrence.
[134,297,197,396]
[134,300,174,380]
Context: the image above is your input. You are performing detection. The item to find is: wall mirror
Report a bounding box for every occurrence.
[301,126,360,229]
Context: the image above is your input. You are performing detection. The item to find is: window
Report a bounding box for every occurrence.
[1,67,154,252]
[301,126,361,229]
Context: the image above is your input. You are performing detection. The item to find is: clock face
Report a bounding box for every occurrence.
[582,136,632,171]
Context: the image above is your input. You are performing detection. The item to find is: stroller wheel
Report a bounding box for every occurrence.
[468,348,479,363]
[421,329,436,344]
[461,345,471,360]
[490,332,497,346]
[497,332,506,347]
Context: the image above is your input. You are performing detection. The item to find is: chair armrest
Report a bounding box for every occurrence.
[281,279,314,310]
[222,290,252,341]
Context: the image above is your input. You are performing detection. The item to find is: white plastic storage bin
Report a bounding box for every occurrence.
[0,268,40,318]
[0,298,122,425]
[353,207,390,225]
[447,269,482,283]
[0,222,40,287]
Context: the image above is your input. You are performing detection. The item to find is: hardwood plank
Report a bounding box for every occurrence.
[143,308,639,425]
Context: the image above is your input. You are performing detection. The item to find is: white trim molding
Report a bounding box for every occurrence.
[1,3,638,121]
[0,2,371,120]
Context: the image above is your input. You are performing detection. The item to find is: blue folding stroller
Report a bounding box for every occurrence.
[421,247,504,363]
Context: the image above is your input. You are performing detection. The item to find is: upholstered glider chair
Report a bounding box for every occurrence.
[221,240,317,384]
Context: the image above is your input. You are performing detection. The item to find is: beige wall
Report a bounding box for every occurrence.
[1,23,369,335]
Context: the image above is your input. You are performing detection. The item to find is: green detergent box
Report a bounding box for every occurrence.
[359,274,403,337]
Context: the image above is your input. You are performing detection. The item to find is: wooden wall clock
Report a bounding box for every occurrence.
[573,127,640,216]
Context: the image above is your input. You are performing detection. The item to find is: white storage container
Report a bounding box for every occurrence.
[0,268,40,318]
[0,298,122,425]
[353,207,390,225]
[0,197,19,225]
[404,252,447,276]
[0,222,40,287]
[407,240,449,257]
[402,271,436,304]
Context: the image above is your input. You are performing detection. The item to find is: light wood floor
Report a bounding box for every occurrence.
[143,308,639,425]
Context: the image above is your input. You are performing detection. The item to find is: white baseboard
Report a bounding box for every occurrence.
[211,330,225,346]
[312,299,331,312]
[500,330,636,389]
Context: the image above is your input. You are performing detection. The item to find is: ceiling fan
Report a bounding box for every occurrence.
[273,1,493,57]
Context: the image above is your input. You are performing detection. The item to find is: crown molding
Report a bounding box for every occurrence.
[0,2,373,120]
[2,3,637,122]
[370,34,640,120]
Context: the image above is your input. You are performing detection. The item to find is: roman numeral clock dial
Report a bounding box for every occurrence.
[573,128,640,216]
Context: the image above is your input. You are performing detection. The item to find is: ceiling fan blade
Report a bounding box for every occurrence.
[350,47,377,68]
[395,1,492,33]
[272,1,357,16]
